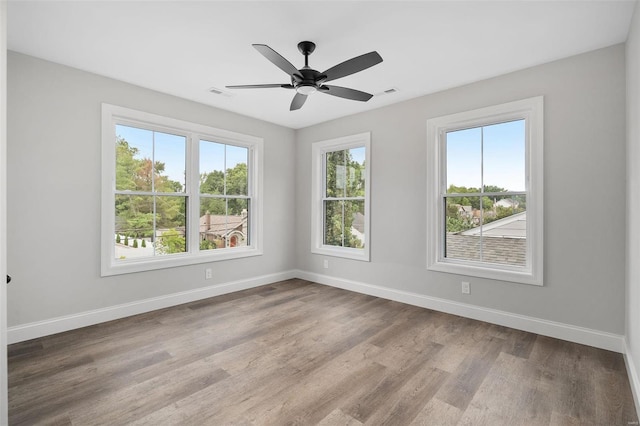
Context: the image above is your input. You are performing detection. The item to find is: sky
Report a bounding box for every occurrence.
[116,124,248,189]
[117,121,520,193]
[446,119,526,192]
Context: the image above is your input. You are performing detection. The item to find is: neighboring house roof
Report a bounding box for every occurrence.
[461,211,526,239]
[495,198,519,208]
[446,234,527,267]
[352,212,365,234]
[447,211,527,267]
[200,213,247,237]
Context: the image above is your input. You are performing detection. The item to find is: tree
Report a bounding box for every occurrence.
[200,163,248,215]
[445,184,526,229]
[155,229,186,254]
[324,149,365,248]
[200,239,216,250]
[115,136,186,242]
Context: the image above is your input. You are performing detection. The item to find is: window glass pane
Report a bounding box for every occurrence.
[200,140,225,195]
[155,196,187,255]
[483,120,526,192]
[326,150,346,198]
[155,195,186,230]
[199,198,249,250]
[345,200,365,248]
[115,194,155,260]
[200,196,226,216]
[324,200,344,246]
[115,125,153,191]
[226,145,249,196]
[154,132,186,193]
[445,196,482,262]
[345,147,366,198]
[446,127,481,192]
[482,195,527,266]
[323,200,365,249]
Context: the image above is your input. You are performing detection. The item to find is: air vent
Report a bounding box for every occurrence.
[375,87,399,97]
[208,86,233,97]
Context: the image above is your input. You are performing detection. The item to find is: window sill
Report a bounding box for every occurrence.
[428,260,542,286]
[101,247,263,277]
[311,245,370,262]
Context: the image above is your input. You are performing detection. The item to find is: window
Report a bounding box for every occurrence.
[102,104,263,276]
[311,133,370,261]
[426,97,543,285]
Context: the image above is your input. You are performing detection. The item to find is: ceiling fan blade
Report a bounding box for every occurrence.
[226,84,293,89]
[319,85,373,102]
[290,93,307,111]
[253,44,302,79]
[322,51,383,83]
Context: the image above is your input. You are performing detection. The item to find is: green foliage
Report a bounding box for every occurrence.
[141,239,146,248]
[124,235,129,246]
[446,216,473,233]
[115,136,186,242]
[200,163,249,215]
[445,185,526,232]
[200,239,217,250]
[116,234,121,244]
[324,149,365,248]
[155,229,186,254]
[133,239,138,248]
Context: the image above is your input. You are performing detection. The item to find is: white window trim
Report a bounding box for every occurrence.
[101,104,263,276]
[426,97,544,286]
[311,132,371,262]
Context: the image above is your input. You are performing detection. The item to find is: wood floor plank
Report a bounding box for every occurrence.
[342,341,443,423]
[317,409,363,426]
[434,334,506,411]
[363,366,450,426]
[458,352,551,426]
[410,398,463,426]
[8,280,639,425]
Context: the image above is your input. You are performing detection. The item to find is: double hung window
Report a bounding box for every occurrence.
[311,133,371,261]
[102,104,262,276]
[426,97,543,285]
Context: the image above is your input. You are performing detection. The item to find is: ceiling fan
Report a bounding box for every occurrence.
[226,41,383,111]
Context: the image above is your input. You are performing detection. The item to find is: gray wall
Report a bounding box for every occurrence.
[7,52,297,326]
[7,44,629,338]
[626,0,640,404]
[295,44,627,334]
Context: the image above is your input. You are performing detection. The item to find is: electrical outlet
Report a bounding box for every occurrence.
[205,268,212,279]
[323,259,329,269]
[461,281,470,294]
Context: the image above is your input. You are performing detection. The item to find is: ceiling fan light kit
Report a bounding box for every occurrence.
[226,41,383,111]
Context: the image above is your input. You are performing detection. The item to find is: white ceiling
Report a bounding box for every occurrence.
[7,1,637,129]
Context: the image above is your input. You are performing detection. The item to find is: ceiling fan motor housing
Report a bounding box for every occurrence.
[292,68,326,94]
[226,41,383,110]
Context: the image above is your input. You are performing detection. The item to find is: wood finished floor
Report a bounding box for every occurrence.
[8,279,639,425]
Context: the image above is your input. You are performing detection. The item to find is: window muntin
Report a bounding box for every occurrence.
[323,147,366,249]
[102,104,263,276]
[114,125,188,260]
[443,120,527,266]
[427,97,543,285]
[311,133,370,261]
[199,140,250,251]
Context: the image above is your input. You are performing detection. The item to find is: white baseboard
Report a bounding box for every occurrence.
[295,270,626,353]
[8,269,626,354]
[7,270,297,344]
[624,340,640,419]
